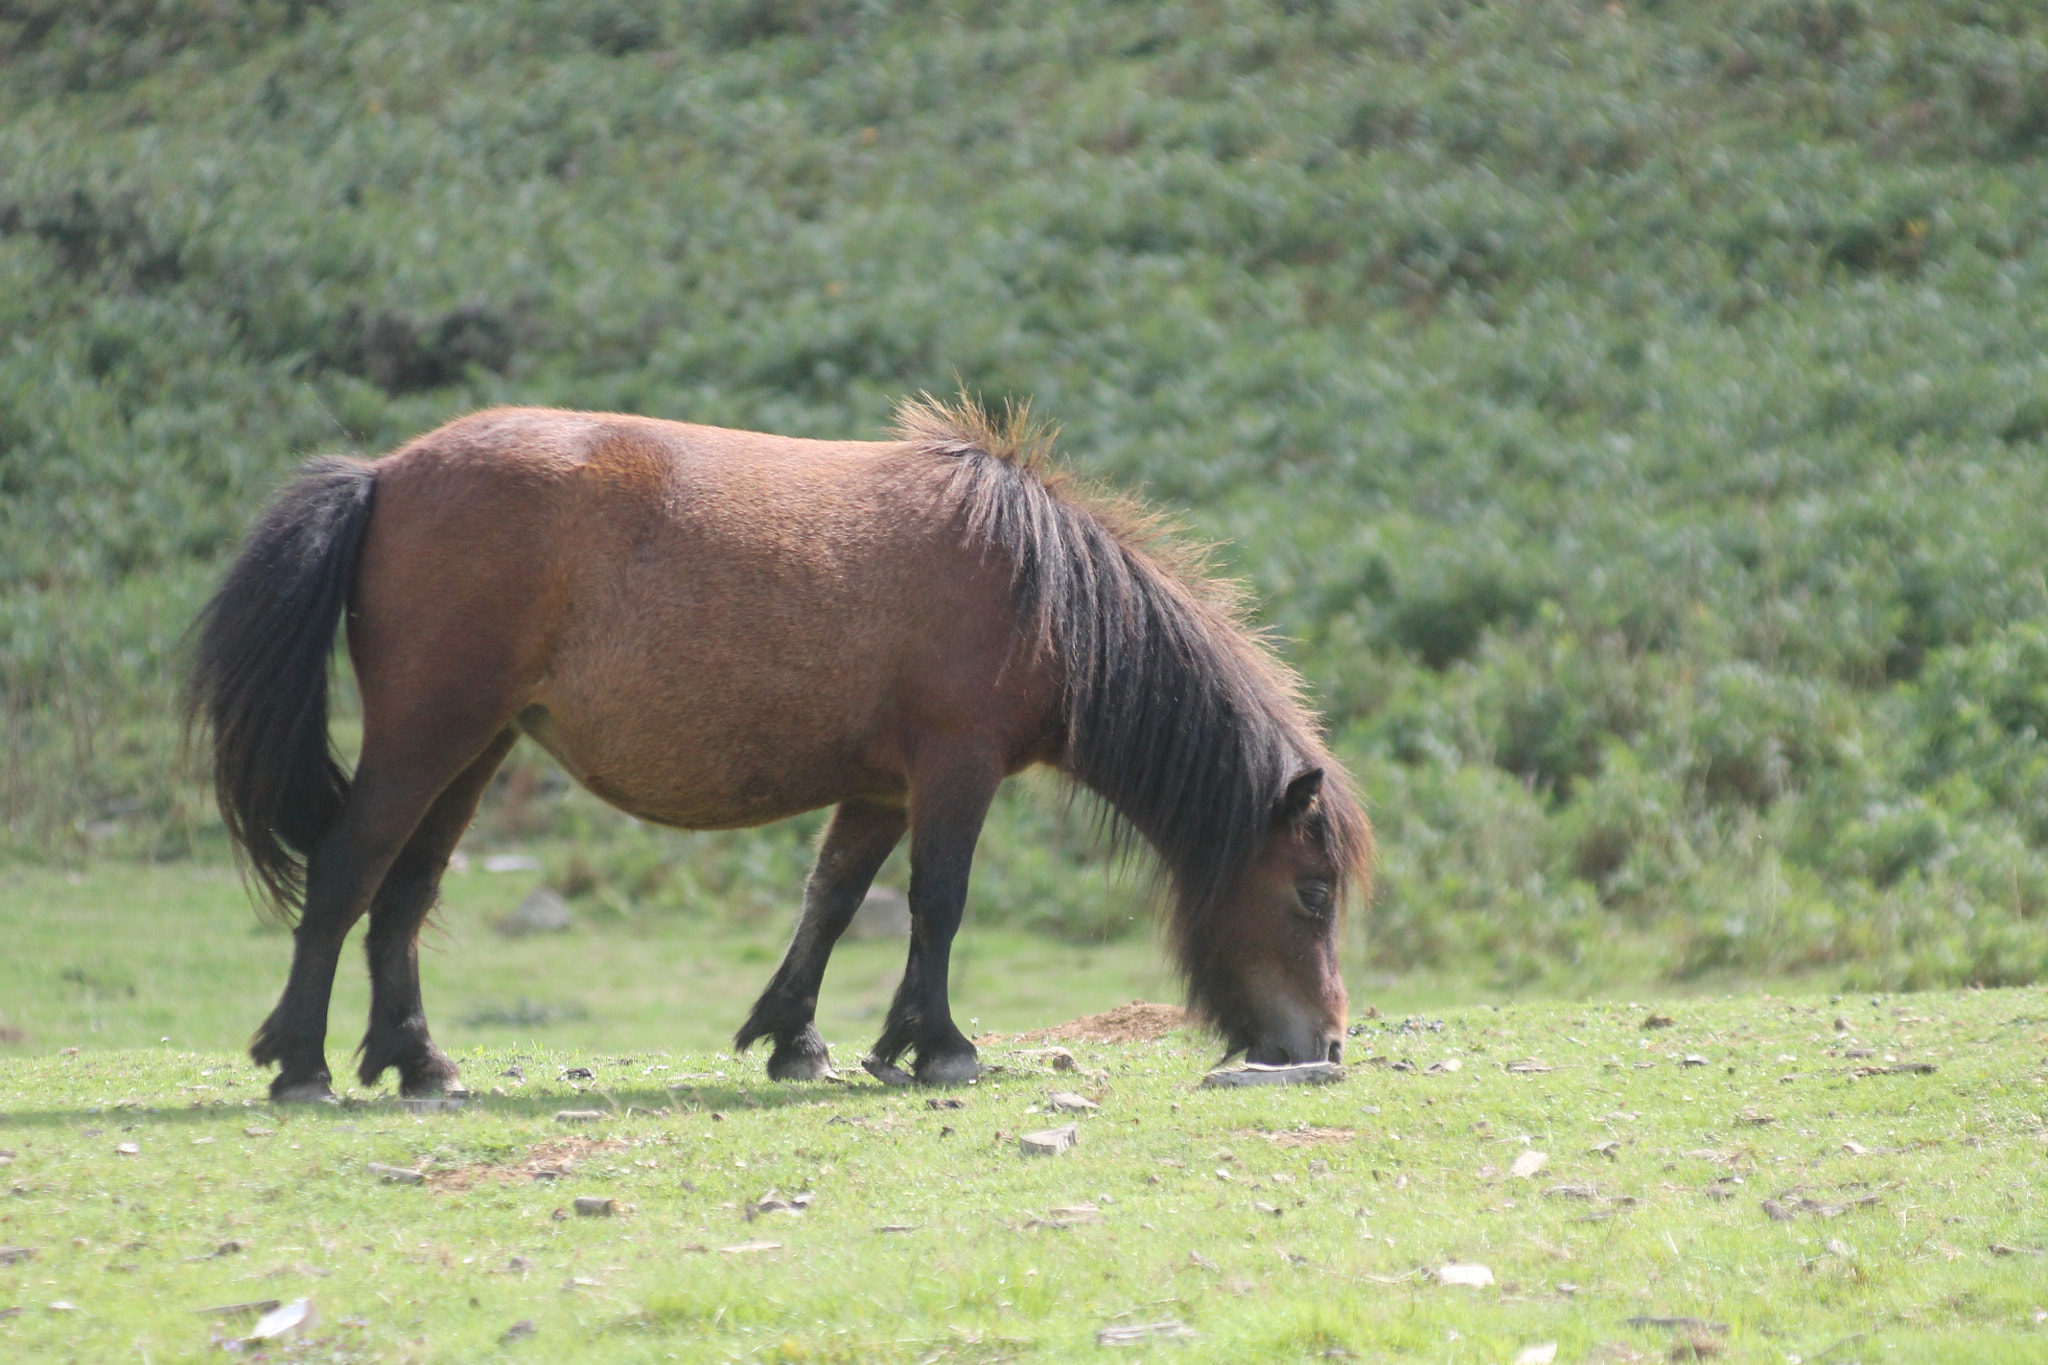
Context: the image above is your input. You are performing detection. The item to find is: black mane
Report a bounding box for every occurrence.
[897,398,1373,1019]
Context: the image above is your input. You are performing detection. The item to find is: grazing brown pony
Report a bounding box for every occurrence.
[188,399,1372,1102]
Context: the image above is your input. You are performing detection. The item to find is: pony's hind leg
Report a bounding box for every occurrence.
[868,762,1000,1087]
[357,730,517,1096]
[250,766,456,1102]
[736,799,907,1081]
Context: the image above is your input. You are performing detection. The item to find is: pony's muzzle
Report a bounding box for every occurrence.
[1244,1021,1346,1067]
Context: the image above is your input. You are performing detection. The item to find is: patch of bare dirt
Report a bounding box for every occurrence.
[1006,1002,1190,1045]
[426,1135,631,1192]
[1252,1127,1357,1148]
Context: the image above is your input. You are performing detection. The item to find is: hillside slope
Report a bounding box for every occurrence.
[5,0,2048,987]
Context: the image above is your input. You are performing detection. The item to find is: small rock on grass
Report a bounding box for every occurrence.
[1509,1150,1549,1178]
[194,1300,280,1320]
[1515,1345,1559,1365]
[1019,1123,1079,1157]
[1435,1263,1494,1287]
[499,1319,537,1344]
[245,1298,315,1344]
[555,1109,606,1124]
[0,1248,35,1266]
[1200,1061,1345,1088]
[367,1163,424,1185]
[1096,1320,1196,1346]
[745,1191,813,1219]
[862,1057,916,1087]
[572,1196,618,1217]
[1047,1091,1100,1113]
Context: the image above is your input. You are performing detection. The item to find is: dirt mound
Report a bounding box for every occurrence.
[1011,1001,1190,1045]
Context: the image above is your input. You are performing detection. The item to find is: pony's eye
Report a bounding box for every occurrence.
[1294,880,1333,919]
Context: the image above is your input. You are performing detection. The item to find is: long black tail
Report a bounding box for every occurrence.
[186,457,378,918]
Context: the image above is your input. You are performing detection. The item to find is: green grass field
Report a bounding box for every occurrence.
[0,859,1180,1064]
[1,982,2043,1363]
[9,6,2048,1353]
[0,856,1818,1070]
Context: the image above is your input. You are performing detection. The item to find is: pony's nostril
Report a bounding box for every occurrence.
[1326,1038,1343,1064]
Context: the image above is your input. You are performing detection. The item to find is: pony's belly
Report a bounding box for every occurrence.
[514,702,891,830]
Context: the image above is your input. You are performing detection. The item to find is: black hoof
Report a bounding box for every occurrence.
[914,1049,981,1087]
[397,1064,464,1099]
[270,1075,340,1104]
[766,1027,835,1081]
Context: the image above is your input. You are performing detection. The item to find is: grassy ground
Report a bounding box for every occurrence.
[0,859,1182,1063]
[0,858,1788,1068]
[0,986,2042,1363]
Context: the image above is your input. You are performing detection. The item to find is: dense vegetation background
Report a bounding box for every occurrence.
[5,0,2048,992]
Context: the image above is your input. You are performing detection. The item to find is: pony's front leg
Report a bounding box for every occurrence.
[736,799,907,1081]
[868,764,999,1087]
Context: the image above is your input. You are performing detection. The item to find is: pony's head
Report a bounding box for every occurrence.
[1183,767,1370,1065]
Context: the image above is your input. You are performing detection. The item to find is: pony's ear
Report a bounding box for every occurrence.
[1275,768,1324,826]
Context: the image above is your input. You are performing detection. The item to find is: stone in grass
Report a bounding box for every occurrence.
[572,1196,617,1217]
[1199,1061,1345,1088]
[1096,1320,1196,1345]
[245,1298,315,1344]
[496,887,574,938]
[1047,1092,1100,1113]
[862,1057,916,1087]
[555,1109,607,1124]
[194,1300,281,1320]
[499,1319,537,1344]
[1435,1263,1495,1287]
[745,1190,814,1220]
[1019,1123,1079,1157]
[367,1162,424,1185]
